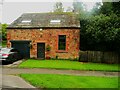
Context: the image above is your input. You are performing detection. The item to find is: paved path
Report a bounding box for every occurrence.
[0,65,38,89]
[3,60,119,77]
[3,68,119,77]
[2,74,37,89]
[0,65,2,89]
[1,60,119,89]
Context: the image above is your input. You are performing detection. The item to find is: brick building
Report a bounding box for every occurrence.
[7,13,80,59]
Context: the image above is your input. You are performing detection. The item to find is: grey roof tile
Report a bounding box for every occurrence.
[8,13,80,28]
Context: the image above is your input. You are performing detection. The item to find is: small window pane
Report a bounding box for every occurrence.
[58,35,66,50]
[21,20,31,23]
[50,20,61,24]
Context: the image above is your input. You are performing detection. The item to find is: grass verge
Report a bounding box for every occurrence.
[19,74,119,88]
[18,59,119,72]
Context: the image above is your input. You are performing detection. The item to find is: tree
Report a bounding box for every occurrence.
[80,13,120,51]
[53,2,64,12]
[1,24,7,40]
[72,0,120,53]
[66,7,73,12]
[112,1,120,16]
[73,0,95,19]
[92,1,120,16]
[0,23,2,43]
[99,2,113,16]
[72,0,88,19]
[73,0,84,13]
[91,2,102,15]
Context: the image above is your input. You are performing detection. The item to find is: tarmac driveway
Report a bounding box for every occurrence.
[0,65,37,89]
[2,74,36,89]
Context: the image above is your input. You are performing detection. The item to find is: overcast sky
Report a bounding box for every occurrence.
[2,2,74,24]
[0,0,104,24]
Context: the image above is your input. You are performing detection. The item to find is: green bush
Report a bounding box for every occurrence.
[80,14,120,53]
[1,24,7,40]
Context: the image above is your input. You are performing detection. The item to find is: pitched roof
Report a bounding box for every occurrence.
[7,13,80,29]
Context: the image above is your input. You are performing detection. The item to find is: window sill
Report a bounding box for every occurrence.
[56,50,68,53]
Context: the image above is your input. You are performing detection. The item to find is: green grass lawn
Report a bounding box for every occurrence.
[19,74,119,88]
[19,59,119,71]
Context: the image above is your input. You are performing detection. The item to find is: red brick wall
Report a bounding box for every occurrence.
[7,29,80,59]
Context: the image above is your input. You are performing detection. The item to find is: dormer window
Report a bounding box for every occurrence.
[50,20,61,24]
[21,20,31,23]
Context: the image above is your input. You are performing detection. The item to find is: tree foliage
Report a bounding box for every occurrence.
[73,0,84,13]
[66,7,73,12]
[72,0,91,19]
[80,14,120,52]
[72,1,120,53]
[53,2,64,12]
[1,24,7,40]
[92,2,120,16]
[99,2,113,16]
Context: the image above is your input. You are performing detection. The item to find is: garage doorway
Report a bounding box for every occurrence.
[11,40,31,58]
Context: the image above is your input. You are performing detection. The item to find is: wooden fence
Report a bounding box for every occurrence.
[79,51,119,64]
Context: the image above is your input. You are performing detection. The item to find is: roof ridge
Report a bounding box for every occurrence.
[8,12,80,28]
[22,12,75,15]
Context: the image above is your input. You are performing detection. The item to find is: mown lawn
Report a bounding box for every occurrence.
[19,59,119,71]
[19,74,119,88]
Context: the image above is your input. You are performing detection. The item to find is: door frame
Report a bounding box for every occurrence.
[37,43,45,59]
